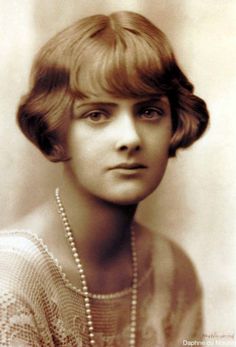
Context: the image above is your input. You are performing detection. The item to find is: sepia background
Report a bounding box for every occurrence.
[0,0,236,341]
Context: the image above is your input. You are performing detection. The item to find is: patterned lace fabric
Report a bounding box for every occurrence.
[0,230,203,347]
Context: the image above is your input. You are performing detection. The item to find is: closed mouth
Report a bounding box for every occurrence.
[112,163,147,170]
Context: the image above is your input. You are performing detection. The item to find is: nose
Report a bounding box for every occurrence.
[115,113,142,153]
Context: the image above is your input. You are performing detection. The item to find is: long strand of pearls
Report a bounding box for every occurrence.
[130,227,138,347]
[55,187,138,347]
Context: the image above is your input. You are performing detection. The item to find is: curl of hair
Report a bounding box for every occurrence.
[17,11,209,161]
[17,67,72,162]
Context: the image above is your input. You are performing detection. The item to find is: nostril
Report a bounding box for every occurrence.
[134,144,141,152]
[115,122,142,152]
[118,144,140,152]
[119,145,128,151]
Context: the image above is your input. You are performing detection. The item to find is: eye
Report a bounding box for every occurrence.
[84,110,110,123]
[139,107,164,120]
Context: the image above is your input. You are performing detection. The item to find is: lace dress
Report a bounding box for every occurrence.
[0,230,203,346]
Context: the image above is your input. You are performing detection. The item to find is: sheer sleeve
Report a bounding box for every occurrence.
[0,233,54,346]
[0,290,42,346]
[173,294,203,346]
[166,241,204,347]
[148,233,204,347]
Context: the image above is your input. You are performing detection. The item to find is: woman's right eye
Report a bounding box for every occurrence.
[84,111,109,123]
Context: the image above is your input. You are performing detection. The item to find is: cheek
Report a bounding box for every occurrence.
[68,141,94,167]
[67,129,106,173]
[148,128,172,158]
[146,130,171,180]
[67,125,89,156]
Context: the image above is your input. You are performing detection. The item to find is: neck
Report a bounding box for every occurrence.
[59,172,138,266]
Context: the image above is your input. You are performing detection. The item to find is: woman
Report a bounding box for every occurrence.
[0,11,209,347]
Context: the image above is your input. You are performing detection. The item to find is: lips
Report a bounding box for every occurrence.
[111,163,147,170]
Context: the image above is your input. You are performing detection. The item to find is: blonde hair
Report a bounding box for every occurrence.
[17,11,209,161]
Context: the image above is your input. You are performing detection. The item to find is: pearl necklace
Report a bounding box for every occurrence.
[55,188,138,347]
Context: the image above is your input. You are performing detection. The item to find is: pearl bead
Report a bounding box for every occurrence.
[55,187,138,347]
[89,332,94,337]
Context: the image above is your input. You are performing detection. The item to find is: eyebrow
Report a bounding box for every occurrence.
[74,95,167,110]
[135,97,167,107]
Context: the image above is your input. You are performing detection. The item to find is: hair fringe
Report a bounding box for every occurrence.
[17,11,209,161]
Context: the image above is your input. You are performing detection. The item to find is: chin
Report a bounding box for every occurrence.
[104,188,155,206]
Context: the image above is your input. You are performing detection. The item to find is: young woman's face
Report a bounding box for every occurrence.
[64,93,172,205]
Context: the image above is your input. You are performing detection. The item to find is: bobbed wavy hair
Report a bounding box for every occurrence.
[17,11,209,162]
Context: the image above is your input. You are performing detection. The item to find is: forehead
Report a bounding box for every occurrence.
[72,93,170,111]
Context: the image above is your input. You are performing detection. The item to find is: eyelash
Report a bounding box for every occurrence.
[138,107,164,119]
[84,110,109,122]
[82,106,165,123]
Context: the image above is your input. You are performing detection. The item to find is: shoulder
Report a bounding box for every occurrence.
[0,231,57,346]
[0,228,39,248]
[0,229,58,294]
[166,235,202,301]
[0,228,47,258]
[137,223,202,302]
[136,224,203,342]
[0,229,41,259]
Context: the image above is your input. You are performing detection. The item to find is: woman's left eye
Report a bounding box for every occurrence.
[139,107,164,120]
